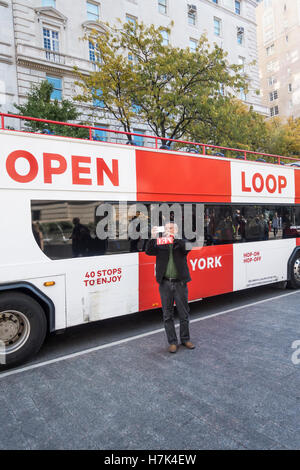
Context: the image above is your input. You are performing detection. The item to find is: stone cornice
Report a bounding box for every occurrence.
[0,54,13,64]
[16,56,90,76]
[34,6,67,25]
[81,20,108,33]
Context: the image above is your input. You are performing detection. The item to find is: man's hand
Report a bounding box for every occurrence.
[164,228,175,239]
[151,226,159,238]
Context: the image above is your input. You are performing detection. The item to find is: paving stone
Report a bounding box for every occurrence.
[1,291,300,449]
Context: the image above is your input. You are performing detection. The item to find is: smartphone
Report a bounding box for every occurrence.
[156,226,165,233]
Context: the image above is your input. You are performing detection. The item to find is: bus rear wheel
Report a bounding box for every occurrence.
[287,253,300,289]
[0,292,47,370]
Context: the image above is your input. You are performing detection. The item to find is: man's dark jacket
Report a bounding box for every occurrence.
[145,238,191,284]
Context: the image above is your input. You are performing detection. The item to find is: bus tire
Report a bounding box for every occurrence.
[287,253,300,289]
[0,292,47,370]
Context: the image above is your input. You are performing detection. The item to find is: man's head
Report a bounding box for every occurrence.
[73,217,80,226]
[164,222,178,237]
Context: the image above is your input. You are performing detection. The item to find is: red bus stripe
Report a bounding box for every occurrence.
[136,150,231,202]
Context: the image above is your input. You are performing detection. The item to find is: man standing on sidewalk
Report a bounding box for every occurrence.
[145,222,195,353]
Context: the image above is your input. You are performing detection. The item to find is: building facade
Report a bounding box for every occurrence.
[0,1,18,114]
[256,0,300,119]
[1,0,265,138]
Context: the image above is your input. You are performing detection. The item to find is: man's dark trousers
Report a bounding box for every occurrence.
[159,278,190,345]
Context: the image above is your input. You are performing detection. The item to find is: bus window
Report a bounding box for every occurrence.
[32,200,300,259]
[31,200,204,259]
[203,204,300,245]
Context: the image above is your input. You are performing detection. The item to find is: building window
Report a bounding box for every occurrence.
[89,41,96,61]
[132,100,141,113]
[235,1,241,15]
[288,83,292,92]
[240,88,247,101]
[219,84,225,96]
[87,1,99,21]
[42,0,56,6]
[43,27,59,52]
[270,105,279,116]
[268,76,277,86]
[237,27,244,45]
[269,90,278,101]
[89,41,101,63]
[189,38,197,53]
[161,29,169,45]
[94,124,108,142]
[266,44,274,56]
[133,129,144,146]
[158,0,167,14]
[286,35,289,42]
[126,14,137,26]
[128,52,138,64]
[214,18,221,36]
[93,89,105,107]
[187,4,197,25]
[238,56,245,72]
[46,76,62,100]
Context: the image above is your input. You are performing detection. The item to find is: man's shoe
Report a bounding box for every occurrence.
[168,344,178,353]
[181,341,195,349]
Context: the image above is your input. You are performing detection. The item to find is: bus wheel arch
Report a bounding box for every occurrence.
[287,248,300,289]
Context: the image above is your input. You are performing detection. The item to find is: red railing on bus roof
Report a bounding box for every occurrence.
[1,112,299,166]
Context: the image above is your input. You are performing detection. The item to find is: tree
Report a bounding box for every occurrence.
[184,98,269,158]
[75,20,248,145]
[74,23,138,142]
[13,81,89,138]
[263,117,288,157]
[279,117,300,158]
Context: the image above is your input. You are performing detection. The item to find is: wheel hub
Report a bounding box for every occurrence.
[294,258,300,282]
[0,310,30,353]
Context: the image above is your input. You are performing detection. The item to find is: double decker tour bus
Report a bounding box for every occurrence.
[0,113,300,369]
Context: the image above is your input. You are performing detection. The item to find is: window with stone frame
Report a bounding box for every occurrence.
[87,1,99,21]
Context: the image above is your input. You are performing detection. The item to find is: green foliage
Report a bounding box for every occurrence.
[277,117,300,158]
[263,117,288,157]
[13,81,89,138]
[251,116,300,162]
[74,23,137,140]
[185,98,269,159]
[75,20,248,144]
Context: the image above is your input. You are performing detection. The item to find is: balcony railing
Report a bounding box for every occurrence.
[45,50,65,64]
[16,44,95,72]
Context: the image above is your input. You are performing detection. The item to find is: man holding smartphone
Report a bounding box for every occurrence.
[145,222,195,353]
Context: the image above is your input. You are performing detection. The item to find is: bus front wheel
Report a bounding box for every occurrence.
[0,292,47,370]
[287,253,300,289]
